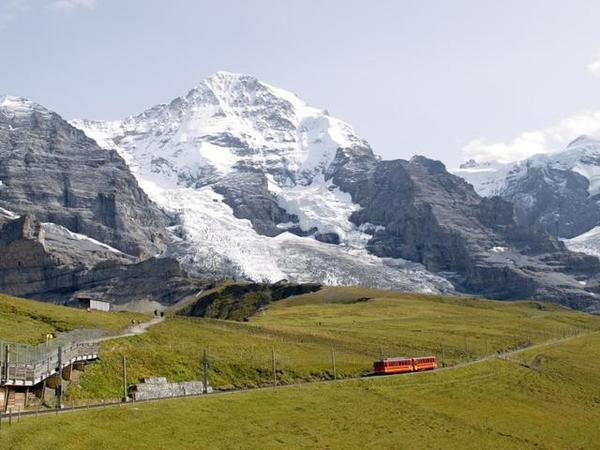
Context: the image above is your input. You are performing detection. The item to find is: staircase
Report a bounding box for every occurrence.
[5,389,26,412]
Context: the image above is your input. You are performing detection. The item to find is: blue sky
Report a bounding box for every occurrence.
[1,0,600,166]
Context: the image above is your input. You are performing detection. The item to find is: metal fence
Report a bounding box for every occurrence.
[0,330,101,387]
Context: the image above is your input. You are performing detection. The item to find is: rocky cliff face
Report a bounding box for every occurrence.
[326,151,600,309]
[454,136,600,240]
[0,97,206,309]
[0,214,201,309]
[0,96,169,258]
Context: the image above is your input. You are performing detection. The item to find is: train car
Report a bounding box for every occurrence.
[373,357,414,375]
[412,355,437,371]
[373,355,437,375]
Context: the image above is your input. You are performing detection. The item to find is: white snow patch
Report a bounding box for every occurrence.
[564,225,600,259]
[41,222,126,255]
[0,96,50,118]
[198,142,237,174]
[0,207,19,220]
[272,176,369,247]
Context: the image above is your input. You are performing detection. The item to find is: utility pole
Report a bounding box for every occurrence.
[122,356,128,403]
[441,344,445,368]
[202,349,209,394]
[272,348,277,387]
[331,348,337,380]
[2,344,8,382]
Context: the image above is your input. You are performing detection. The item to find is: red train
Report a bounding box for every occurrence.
[373,356,437,375]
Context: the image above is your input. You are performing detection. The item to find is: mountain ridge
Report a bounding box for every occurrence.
[1,73,600,311]
[68,72,600,311]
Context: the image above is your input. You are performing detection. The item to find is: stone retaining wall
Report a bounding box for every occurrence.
[130,377,212,401]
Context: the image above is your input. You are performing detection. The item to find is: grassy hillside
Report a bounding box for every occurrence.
[3,332,599,449]
[70,287,600,400]
[0,293,145,344]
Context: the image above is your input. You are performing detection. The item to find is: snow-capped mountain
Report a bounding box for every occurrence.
[68,72,600,311]
[455,135,600,197]
[3,75,600,310]
[454,136,600,240]
[72,72,452,293]
[72,72,369,187]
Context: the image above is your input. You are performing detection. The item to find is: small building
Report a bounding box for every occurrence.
[77,296,110,312]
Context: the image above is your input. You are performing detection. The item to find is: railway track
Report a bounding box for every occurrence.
[0,330,596,425]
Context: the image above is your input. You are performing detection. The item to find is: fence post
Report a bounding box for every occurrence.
[202,349,209,394]
[121,355,128,403]
[272,348,277,387]
[2,344,9,383]
[441,344,445,368]
[56,345,63,410]
[331,348,337,380]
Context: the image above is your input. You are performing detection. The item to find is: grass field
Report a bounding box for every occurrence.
[3,331,599,449]
[0,293,145,344]
[67,287,600,400]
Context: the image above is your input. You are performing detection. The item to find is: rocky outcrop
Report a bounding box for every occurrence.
[0,97,169,258]
[178,282,322,320]
[454,136,600,240]
[326,152,600,310]
[213,170,303,237]
[0,212,202,308]
[500,164,600,238]
[65,257,203,307]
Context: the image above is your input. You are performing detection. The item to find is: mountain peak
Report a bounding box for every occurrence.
[74,73,369,187]
[0,95,49,118]
[209,70,254,80]
[567,135,600,148]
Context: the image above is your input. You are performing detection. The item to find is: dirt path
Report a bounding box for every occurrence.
[94,317,164,343]
[429,330,597,376]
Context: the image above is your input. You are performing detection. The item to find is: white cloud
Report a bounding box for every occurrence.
[589,60,600,78]
[462,111,600,163]
[48,0,96,12]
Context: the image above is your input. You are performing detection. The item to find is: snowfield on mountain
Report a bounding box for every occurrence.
[454,135,600,253]
[72,72,452,293]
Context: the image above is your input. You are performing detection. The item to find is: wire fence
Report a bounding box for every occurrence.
[0,330,101,386]
[0,327,597,429]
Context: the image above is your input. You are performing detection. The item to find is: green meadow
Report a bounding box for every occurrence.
[66,287,600,400]
[0,294,143,344]
[2,331,599,449]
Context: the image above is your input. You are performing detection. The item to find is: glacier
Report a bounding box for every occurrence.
[72,71,453,293]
